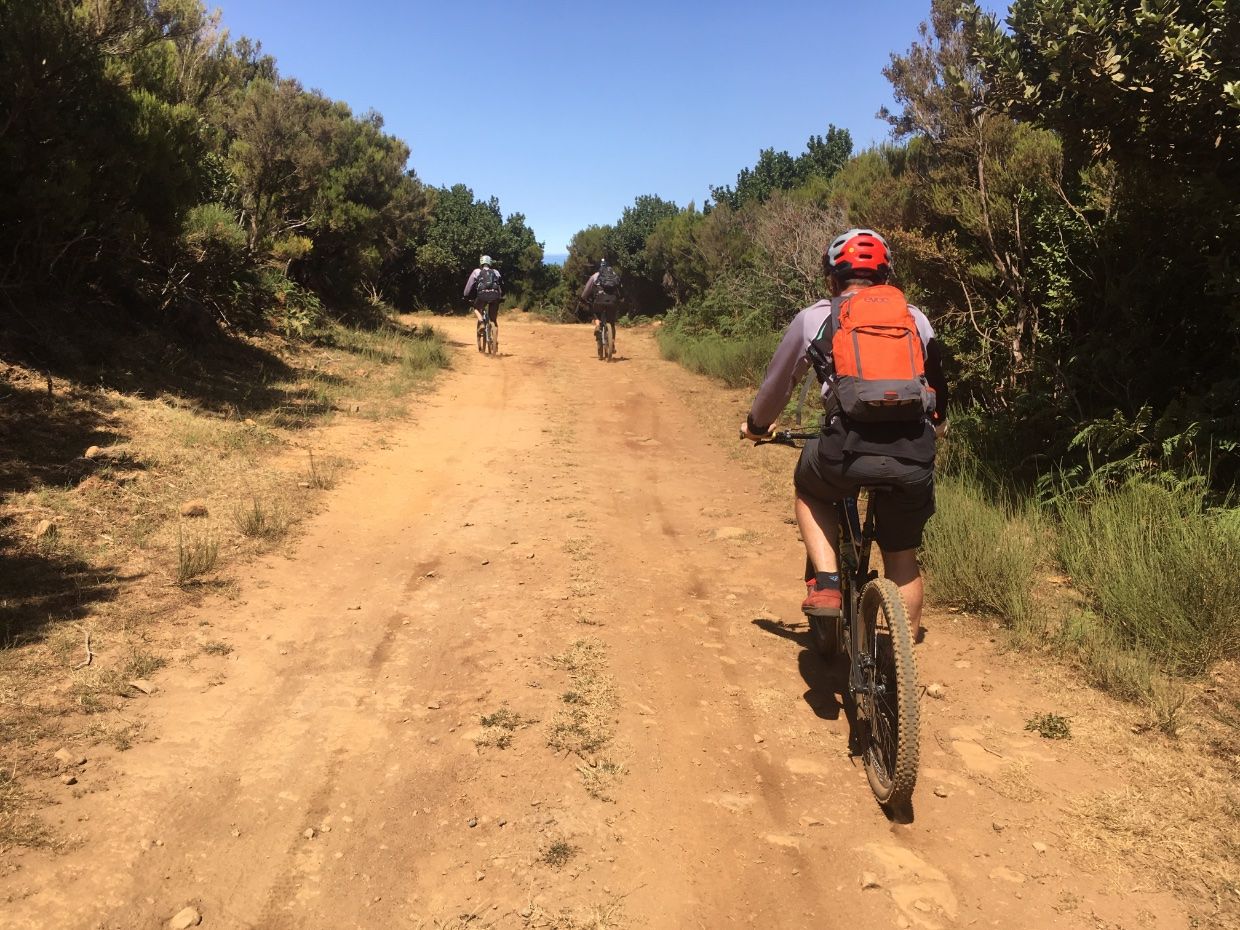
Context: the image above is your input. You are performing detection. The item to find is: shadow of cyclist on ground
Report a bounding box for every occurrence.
[752,616,916,824]
[751,617,855,726]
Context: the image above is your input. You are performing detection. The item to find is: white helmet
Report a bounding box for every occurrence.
[480,255,492,267]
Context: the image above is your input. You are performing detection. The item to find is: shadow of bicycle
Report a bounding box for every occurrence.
[752,615,917,824]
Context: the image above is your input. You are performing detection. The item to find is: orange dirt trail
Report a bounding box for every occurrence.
[3,317,1188,930]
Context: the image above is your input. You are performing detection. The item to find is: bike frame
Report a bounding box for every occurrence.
[751,426,919,810]
[838,495,882,700]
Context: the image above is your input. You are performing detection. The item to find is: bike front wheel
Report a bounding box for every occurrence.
[856,578,919,809]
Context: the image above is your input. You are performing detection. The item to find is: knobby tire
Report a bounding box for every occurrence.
[858,578,919,808]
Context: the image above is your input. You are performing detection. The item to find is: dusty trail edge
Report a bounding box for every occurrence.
[2,315,1199,930]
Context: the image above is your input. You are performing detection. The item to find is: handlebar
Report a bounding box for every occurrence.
[743,428,822,446]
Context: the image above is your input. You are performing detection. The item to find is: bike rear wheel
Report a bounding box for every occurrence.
[476,322,485,352]
[604,323,616,361]
[486,320,498,355]
[857,578,919,808]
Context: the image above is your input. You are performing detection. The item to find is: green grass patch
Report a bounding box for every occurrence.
[1025,712,1072,740]
[655,327,780,388]
[1056,478,1240,676]
[921,473,1043,627]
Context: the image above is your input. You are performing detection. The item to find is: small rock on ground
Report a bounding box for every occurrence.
[933,785,949,798]
[1032,841,1048,853]
[168,906,201,929]
[926,682,947,699]
[61,774,77,786]
[180,499,209,518]
[53,748,86,767]
[33,519,57,543]
[128,679,156,695]
[860,871,881,890]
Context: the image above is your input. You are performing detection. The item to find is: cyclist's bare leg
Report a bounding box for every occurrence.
[795,491,840,575]
[881,547,923,639]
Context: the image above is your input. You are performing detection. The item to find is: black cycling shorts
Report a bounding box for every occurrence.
[473,299,499,323]
[793,441,935,552]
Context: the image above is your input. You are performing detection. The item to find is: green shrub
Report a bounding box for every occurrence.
[655,327,780,388]
[921,473,1042,626]
[1057,478,1240,675]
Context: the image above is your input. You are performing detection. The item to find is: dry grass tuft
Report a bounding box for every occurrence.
[546,639,620,794]
[232,497,289,541]
[539,837,579,869]
[177,528,219,585]
[972,759,1044,804]
[475,706,535,750]
[1067,775,1240,923]
[524,896,626,930]
[577,757,626,802]
[0,767,55,851]
[305,451,342,490]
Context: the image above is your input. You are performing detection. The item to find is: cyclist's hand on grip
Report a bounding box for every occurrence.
[739,421,775,442]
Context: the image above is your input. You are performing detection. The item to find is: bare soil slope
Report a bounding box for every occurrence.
[1,317,1204,929]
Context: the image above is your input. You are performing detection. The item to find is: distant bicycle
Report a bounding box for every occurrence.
[750,427,921,810]
[474,305,498,356]
[596,318,616,361]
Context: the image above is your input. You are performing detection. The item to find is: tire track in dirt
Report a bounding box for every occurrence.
[0,316,1195,930]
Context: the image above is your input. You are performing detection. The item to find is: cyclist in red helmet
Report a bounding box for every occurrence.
[739,229,948,639]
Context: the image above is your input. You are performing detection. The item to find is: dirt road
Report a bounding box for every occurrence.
[3,317,1190,929]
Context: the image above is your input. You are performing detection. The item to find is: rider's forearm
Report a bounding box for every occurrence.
[749,318,810,431]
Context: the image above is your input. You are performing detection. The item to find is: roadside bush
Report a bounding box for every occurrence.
[1057,478,1240,675]
[921,473,1042,626]
[655,327,779,388]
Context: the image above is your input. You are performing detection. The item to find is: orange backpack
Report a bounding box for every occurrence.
[806,285,936,423]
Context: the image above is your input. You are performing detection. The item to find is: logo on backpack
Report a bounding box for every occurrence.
[476,267,502,302]
[593,267,620,305]
[806,285,935,423]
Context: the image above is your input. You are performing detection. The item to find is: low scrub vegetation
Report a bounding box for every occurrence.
[1056,479,1240,676]
[922,473,1042,626]
[655,327,780,388]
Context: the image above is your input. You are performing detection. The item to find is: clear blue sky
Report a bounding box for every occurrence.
[214,0,1004,254]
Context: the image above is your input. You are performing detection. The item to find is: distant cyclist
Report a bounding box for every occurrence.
[580,259,622,359]
[463,255,503,339]
[739,229,948,639]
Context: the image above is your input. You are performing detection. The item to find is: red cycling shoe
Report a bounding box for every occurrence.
[801,580,842,617]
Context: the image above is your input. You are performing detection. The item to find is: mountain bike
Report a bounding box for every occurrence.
[751,428,920,810]
[596,318,616,361]
[475,303,499,356]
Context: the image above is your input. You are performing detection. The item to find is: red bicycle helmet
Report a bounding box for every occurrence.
[823,228,892,281]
